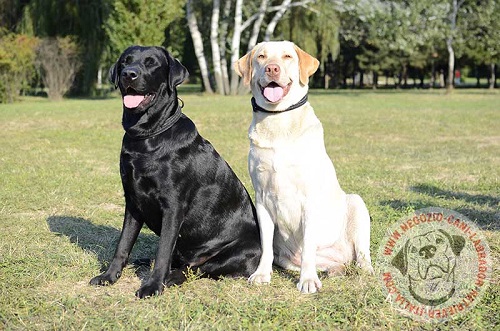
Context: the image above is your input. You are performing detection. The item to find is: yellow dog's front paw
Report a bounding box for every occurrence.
[248,270,272,285]
[297,277,322,294]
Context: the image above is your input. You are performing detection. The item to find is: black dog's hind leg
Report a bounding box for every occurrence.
[164,265,194,287]
[90,209,142,286]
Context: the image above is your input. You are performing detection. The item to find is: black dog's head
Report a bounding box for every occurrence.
[109,46,188,113]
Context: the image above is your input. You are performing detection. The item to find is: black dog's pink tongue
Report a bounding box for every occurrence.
[123,95,145,108]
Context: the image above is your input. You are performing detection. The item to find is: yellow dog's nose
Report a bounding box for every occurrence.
[265,64,280,79]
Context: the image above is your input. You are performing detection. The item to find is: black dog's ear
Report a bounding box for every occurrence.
[109,62,119,89]
[391,240,408,276]
[438,229,465,256]
[160,48,189,92]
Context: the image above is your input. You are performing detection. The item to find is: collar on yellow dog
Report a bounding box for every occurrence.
[251,94,308,114]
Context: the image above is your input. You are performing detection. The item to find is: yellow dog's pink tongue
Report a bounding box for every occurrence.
[263,85,284,103]
[123,95,145,108]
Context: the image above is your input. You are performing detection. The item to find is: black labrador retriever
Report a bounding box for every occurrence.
[90,46,261,298]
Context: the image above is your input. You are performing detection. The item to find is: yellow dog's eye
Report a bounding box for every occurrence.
[283,54,293,59]
[257,54,266,59]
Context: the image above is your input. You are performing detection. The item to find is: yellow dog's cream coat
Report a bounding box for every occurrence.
[235,41,373,293]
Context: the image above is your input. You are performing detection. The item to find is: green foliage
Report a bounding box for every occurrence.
[0,31,39,103]
[0,1,27,31]
[3,0,498,95]
[104,0,186,59]
[277,1,340,65]
[20,0,113,95]
[461,0,500,65]
[340,0,448,80]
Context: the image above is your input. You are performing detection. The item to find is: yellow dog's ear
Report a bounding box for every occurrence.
[234,49,255,86]
[294,45,320,86]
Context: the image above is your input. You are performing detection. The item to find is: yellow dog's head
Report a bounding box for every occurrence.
[235,41,319,112]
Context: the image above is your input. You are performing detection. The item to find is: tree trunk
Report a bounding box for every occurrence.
[230,0,243,95]
[446,37,455,92]
[187,0,213,94]
[97,66,102,89]
[475,65,480,87]
[489,63,495,89]
[402,64,408,87]
[189,0,315,95]
[219,0,231,94]
[264,0,291,41]
[430,61,435,88]
[446,0,464,93]
[211,0,225,94]
[248,0,269,51]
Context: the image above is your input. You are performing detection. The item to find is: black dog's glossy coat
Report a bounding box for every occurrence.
[90,46,261,298]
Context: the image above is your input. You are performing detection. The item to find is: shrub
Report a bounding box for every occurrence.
[0,32,39,103]
[36,37,82,101]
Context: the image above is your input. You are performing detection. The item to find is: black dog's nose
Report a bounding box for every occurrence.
[121,68,139,82]
[419,245,437,259]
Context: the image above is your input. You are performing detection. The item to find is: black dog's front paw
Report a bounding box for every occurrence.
[135,280,164,299]
[89,270,122,286]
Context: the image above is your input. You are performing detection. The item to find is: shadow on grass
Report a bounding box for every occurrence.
[411,183,499,208]
[46,216,158,278]
[380,184,499,230]
[273,266,299,283]
[411,184,499,230]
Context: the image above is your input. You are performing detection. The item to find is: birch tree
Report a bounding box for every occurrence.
[229,0,244,95]
[187,0,214,94]
[188,0,318,95]
[264,0,292,41]
[247,0,269,51]
[210,0,225,94]
[445,0,464,92]
[219,0,232,94]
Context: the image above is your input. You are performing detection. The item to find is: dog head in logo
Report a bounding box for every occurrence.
[391,229,465,306]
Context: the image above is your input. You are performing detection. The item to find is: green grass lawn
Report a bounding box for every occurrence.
[0,89,498,330]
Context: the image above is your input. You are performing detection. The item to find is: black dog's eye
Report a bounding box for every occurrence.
[123,55,133,65]
[144,57,156,67]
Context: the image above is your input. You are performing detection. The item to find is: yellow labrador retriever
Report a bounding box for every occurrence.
[235,41,374,293]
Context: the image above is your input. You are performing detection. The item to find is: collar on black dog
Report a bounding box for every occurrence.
[125,98,185,140]
[126,106,182,140]
[251,94,308,114]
